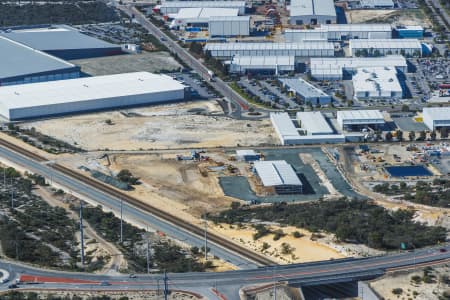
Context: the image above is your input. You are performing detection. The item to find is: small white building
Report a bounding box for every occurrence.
[208,16,250,37]
[289,0,336,25]
[423,107,450,131]
[159,1,246,15]
[204,41,335,59]
[310,55,407,80]
[352,67,403,99]
[228,55,296,74]
[296,111,334,135]
[253,160,303,194]
[0,72,188,120]
[337,110,385,131]
[236,149,261,162]
[280,77,331,105]
[349,39,422,57]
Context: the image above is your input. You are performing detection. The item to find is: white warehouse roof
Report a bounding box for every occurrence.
[353,67,402,98]
[337,110,385,122]
[280,77,329,99]
[231,55,296,67]
[296,111,333,135]
[0,72,186,120]
[321,23,392,32]
[350,39,421,49]
[290,0,336,17]
[205,41,334,51]
[171,7,238,20]
[422,107,450,120]
[254,160,302,187]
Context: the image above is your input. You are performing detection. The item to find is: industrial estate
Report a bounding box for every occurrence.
[0,0,449,299]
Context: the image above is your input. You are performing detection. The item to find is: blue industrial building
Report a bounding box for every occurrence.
[0,36,80,87]
[394,26,424,39]
[0,25,123,60]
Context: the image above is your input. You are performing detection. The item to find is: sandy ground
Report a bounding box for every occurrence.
[346,9,432,27]
[370,266,450,300]
[23,101,276,151]
[211,223,345,265]
[70,51,182,76]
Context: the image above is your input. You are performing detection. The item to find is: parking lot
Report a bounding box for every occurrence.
[170,72,218,99]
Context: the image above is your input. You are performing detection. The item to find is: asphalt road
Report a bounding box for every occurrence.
[0,146,259,270]
[0,245,449,298]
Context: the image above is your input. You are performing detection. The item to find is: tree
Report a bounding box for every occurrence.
[396,130,403,142]
[401,104,410,112]
[385,131,393,141]
[419,130,427,141]
[430,130,437,140]
[409,131,416,141]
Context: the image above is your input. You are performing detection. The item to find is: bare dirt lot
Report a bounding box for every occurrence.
[70,51,182,76]
[346,9,432,27]
[23,101,276,151]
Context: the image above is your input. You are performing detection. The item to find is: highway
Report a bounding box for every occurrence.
[122,5,250,118]
[0,245,449,298]
[0,144,260,270]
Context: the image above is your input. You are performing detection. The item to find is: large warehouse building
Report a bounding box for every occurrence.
[204,41,335,59]
[208,16,250,37]
[169,8,239,28]
[310,55,407,80]
[228,55,296,74]
[289,0,336,25]
[0,25,123,60]
[321,24,392,40]
[284,29,328,42]
[352,67,403,99]
[423,107,450,131]
[0,72,188,120]
[0,36,80,87]
[337,110,385,131]
[158,1,246,15]
[253,160,303,194]
[349,39,422,57]
[359,0,395,8]
[280,78,331,105]
[271,112,345,145]
[296,111,334,135]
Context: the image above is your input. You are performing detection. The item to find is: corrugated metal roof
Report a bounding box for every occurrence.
[296,112,333,135]
[360,0,394,7]
[254,160,302,186]
[271,112,300,138]
[0,36,77,80]
[290,0,336,17]
[173,7,238,19]
[280,77,329,99]
[0,25,118,51]
[236,149,257,156]
[349,39,421,49]
[0,72,186,109]
[337,110,384,121]
[209,15,250,21]
[231,55,295,67]
[352,67,402,95]
[161,1,245,8]
[423,107,450,120]
[321,23,392,32]
[205,41,334,51]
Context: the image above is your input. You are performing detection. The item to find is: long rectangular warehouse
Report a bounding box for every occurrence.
[0,36,80,86]
[423,107,450,131]
[204,41,334,59]
[0,72,188,120]
[254,160,303,194]
[290,0,336,25]
[0,25,123,60]
[208,16,250,37]
[280,78,331,105]
[229,55,296,74]
[349,39,422,57]
[271,112,345,145]
[337,110,385,130]
[159,1,246,15]
[310,55,407,80]
[321,24,392,40]
[284,29,328,42]
[296,111,334,135]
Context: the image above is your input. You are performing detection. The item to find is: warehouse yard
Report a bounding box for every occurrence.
[23,101,276,151]
[70,51,182,75]
[346,9,432,27]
